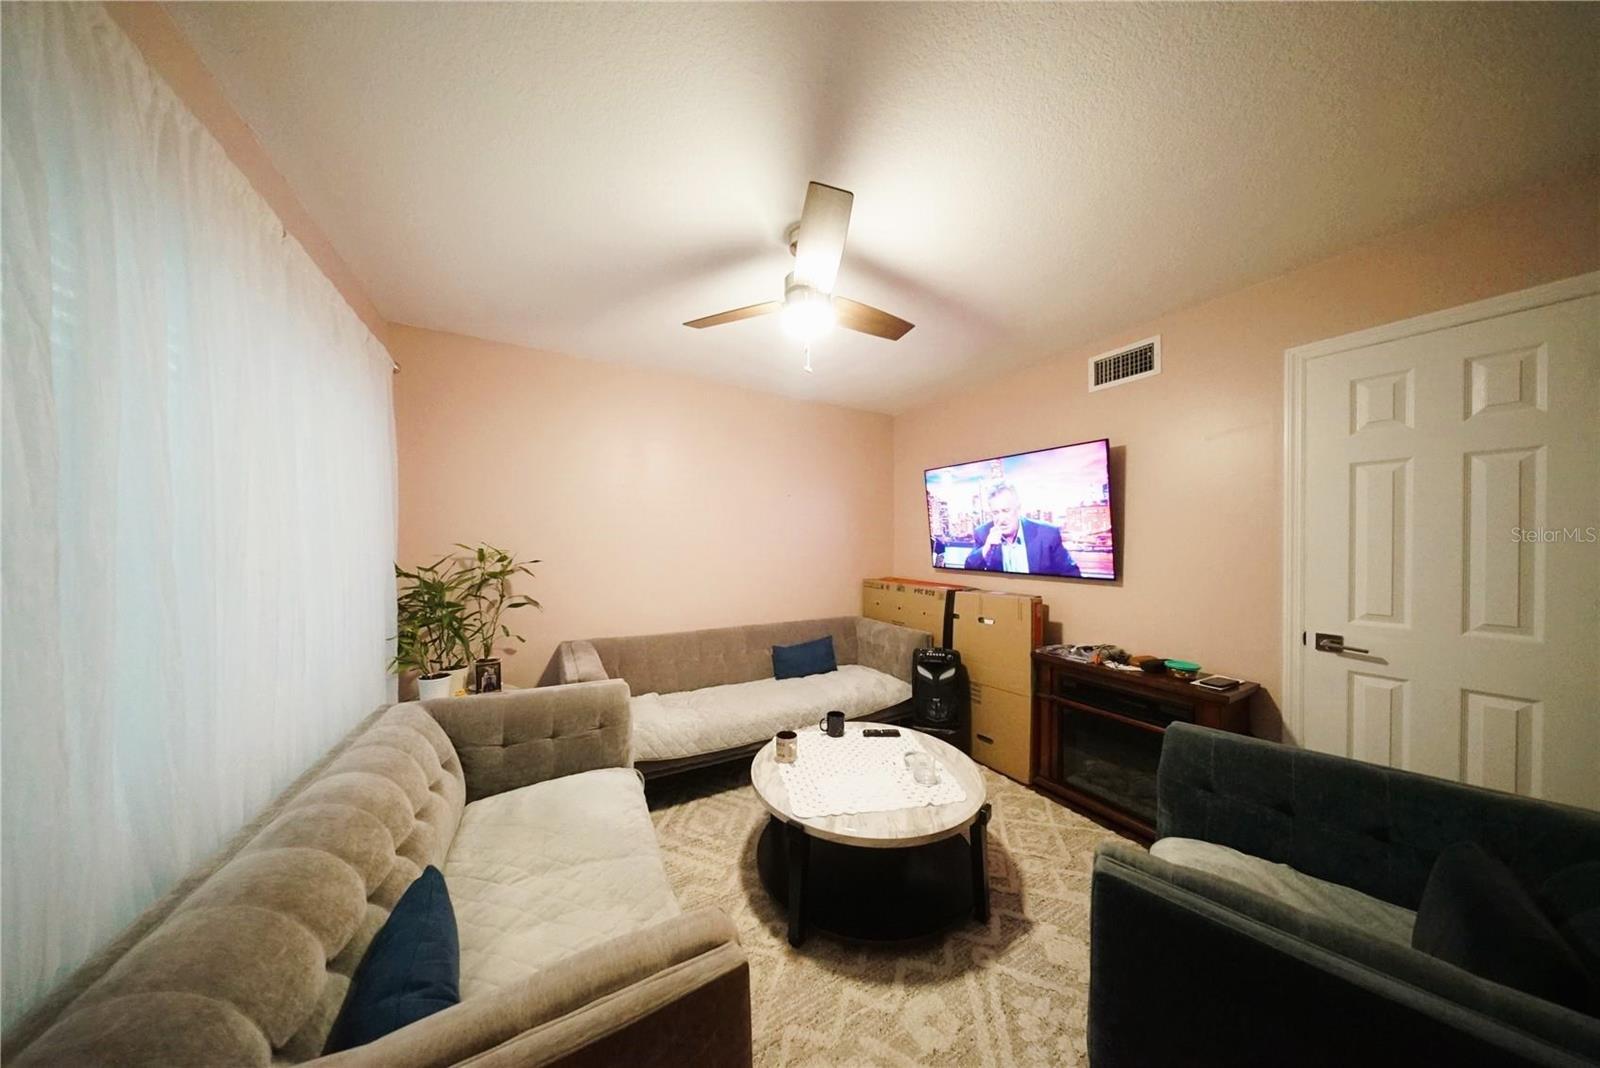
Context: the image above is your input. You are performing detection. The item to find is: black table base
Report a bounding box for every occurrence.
[755,805,991,946]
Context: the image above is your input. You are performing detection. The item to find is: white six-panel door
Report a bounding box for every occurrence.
[1286,276,1599,809]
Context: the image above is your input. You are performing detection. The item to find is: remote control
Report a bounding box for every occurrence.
[862,728,902,737]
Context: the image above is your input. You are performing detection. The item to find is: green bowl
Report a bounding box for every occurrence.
[1164,659,1201,679]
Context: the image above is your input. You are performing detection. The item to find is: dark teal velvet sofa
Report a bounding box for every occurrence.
[1089,723,1600,1067]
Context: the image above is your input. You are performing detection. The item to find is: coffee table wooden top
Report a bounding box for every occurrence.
[750,726,987,848]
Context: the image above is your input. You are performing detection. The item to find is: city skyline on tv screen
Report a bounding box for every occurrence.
[925,439,1115,580]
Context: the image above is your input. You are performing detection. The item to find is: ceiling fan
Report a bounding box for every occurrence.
[683,182,913,369]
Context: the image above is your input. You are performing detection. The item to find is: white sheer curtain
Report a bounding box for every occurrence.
[2,4,397,1030]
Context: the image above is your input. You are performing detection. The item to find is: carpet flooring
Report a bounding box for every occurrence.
[647,763,1128,1067]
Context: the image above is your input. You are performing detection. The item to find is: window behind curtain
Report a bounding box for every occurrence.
[1,3,397,1032]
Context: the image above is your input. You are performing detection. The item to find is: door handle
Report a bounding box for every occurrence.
[1314,632,1370,655]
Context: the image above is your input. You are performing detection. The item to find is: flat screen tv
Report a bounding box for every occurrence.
[925,438,1115,580]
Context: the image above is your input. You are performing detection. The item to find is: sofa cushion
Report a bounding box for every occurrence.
[443,767,680,998]
[1538,860,1600,982]
[1093,841,1600,1067]
[325,866,460,1053]
[1150,837,1417,947]
[1413,842,1596,1014]
[630,664,912,764]
[1155,722,1600,912]
[772,635,837,680]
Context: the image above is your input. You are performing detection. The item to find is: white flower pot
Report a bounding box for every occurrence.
[417,673,453,700]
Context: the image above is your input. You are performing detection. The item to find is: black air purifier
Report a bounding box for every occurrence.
[912,647,970,753]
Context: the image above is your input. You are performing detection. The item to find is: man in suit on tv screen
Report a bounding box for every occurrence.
[964,482,1082,577]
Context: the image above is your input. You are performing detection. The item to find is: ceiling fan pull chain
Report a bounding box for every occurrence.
[803,346,813,374]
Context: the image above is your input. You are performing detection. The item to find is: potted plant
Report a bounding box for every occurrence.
[455,543,540,692]
[392,554,472,700]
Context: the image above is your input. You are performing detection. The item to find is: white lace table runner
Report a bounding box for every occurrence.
[776,725,968,819]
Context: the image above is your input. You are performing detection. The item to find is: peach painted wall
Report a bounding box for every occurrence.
[104,2,390,349]
[392,326,895,686]
[892,167,1600,739]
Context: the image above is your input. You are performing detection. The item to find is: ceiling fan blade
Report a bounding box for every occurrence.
[834,297,914,341]
[683,301,783,329]
[792,182,853,294]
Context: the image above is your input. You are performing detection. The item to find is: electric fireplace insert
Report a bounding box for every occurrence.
[1031,650,1258,842]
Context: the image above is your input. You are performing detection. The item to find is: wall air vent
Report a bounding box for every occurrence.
[1088,336,1161,392]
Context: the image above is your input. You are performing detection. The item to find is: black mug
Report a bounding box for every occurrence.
[818,710,845,737]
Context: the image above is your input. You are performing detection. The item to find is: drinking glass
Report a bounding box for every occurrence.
[904,751,940,786]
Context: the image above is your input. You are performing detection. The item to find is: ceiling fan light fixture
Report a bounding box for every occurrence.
[683,181,912,345]
[779,282,835,343]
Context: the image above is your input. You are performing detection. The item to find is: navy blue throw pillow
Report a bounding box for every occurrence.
[772,635,837,680]
[1413,843,1596,1014]
[325,865,460,1052]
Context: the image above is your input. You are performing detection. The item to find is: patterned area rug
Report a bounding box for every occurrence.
[647,763,1129,1067]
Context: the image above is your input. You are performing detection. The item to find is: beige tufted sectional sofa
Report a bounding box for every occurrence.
[541,616,931,778]
[4,682,751,1067]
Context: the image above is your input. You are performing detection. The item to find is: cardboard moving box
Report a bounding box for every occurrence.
[950,589,1045,695]
[970,681,1032,783]
[952,590,1044,783]
[865,580,1044,784]
[861,577,971,646]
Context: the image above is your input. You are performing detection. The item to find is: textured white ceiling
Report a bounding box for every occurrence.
[170,2,1598,413]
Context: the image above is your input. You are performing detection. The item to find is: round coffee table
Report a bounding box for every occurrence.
[750,726,990,945]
